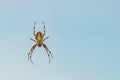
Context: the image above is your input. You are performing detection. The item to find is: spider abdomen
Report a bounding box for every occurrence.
[37,41,42,47]
[35,32,43,47]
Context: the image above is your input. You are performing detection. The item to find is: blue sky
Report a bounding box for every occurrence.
[0,0,120,80]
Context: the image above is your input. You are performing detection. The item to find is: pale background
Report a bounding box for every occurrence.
[0,0,120,80]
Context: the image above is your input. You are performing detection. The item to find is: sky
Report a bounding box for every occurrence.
[0,0,120,80]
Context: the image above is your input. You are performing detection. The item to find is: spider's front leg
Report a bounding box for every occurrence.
[28,44,37,64]
[42,21,46,36]
[42,43,53,63]
[33,22,36,36]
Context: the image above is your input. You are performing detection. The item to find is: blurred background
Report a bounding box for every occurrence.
[0,0,120,80]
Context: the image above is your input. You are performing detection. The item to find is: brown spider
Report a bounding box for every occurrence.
[28,22,53,64]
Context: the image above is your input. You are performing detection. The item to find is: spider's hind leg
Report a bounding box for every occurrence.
[42,43,53,63]
[28,44,37,64]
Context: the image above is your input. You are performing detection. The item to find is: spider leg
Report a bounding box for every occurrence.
[42,43,53,63]
[42,21,46,36]
[33,22,36,36]
[28,44,37,64]
[30,38,36,42]
[43,36,49,41]
[43,43,53,58]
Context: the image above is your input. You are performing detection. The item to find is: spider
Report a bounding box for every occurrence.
[28,22,53,64]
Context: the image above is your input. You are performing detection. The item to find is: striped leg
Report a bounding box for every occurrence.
[43,36,49,41]
[28,44,37,64]
[42,43,53,63]
[30,38,36,42]
[33,22,36,36]
[42,21,46,36]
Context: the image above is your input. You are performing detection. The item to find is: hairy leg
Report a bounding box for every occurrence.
[42,43,53,63]
[43,36,49,41]
[28,44,37,64]
[33,22,36,36]
[42,21,46,36]
[30,38,36,42]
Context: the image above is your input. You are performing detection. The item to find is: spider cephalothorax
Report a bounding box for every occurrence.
[28,22,53,64]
